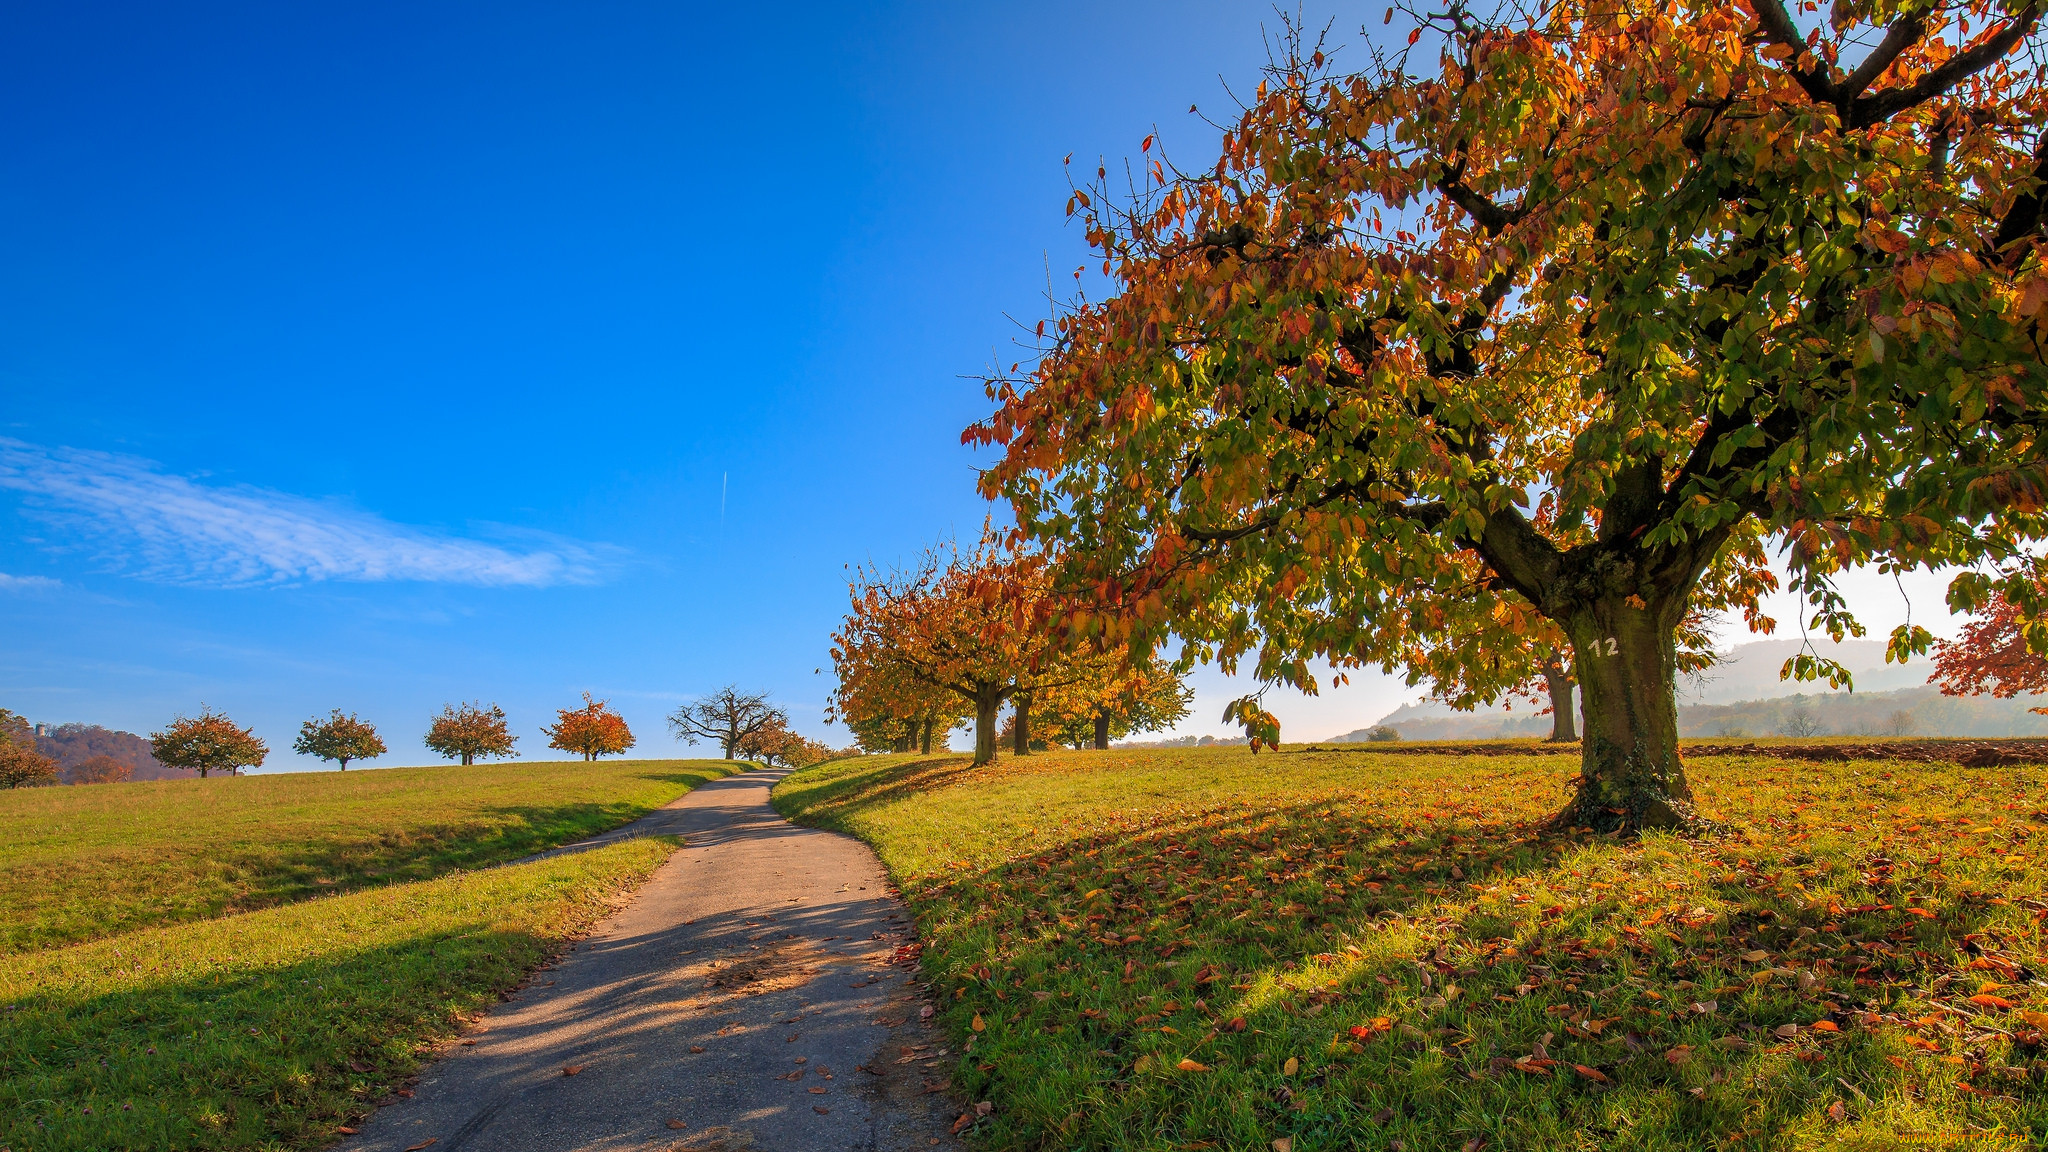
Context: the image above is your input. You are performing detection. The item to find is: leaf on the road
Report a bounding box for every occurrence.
[920,1005,935,1019]
[689,1045,706,1053]
[335,1128,358,1136]
[403,1142,437,1152]
[809,1087,828,1094]
[814,1106,830,1114]
[666,1119,687,1130]
[561,1064,585,1076]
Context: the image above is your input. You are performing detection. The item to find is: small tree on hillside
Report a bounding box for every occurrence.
[293,710,387,771]
[424,702,519,766]
[668,686,784,760]
[0,709,58,789]
[545,694,635,761]
[151,708,267,778]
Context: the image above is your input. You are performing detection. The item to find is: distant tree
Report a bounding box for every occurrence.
[1777,704,1824,739]
[1034,657,1193,750]
[64,755,132,785]
[0,709,58,788]
[669,686,785,760]
[545,694,635,761]
[1365,726,1400,744]
[293,710,387,771]
[736,716,833,767]
[1930,591,2048,712]
[424,702,519,766]
[151,708,267,778]
[1886,710,1918,738]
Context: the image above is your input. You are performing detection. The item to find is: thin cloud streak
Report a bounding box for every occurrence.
[0,572,61,592]
[0,438,617,588]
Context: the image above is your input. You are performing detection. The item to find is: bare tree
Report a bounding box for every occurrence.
[668,686,786,760]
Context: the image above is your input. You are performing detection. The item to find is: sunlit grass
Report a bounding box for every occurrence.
[775,745,2047,1151]
[0,758,734,954]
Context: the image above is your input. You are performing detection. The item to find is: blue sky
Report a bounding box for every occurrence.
[0,2,1963,769]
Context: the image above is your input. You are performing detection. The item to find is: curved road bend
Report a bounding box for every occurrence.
[335,765,961,1152]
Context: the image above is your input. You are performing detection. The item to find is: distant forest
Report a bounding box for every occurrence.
[30,723,191,782]
[1341,685,2048,743]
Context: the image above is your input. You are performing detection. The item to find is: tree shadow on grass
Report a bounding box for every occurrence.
[1,921,566,1152]
[811,767,2040,1150]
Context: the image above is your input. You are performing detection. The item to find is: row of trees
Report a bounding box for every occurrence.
[942,0,2048,831]
[2,688,841,785]
[830,535,1193,764]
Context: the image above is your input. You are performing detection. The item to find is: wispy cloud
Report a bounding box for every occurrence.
[0,572,61,592]
[0,438,618,588]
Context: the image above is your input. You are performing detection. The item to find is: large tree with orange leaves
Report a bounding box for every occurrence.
[832,538,1086,765]
[972,1,2048,830]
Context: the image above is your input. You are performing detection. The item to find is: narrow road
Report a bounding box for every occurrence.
[335,765,962,1152]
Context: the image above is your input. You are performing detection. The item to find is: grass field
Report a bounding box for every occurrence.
[0,758,737,1151]
[0,758,733,954]
[775,744,2048,1151]
[1,837,672,1151]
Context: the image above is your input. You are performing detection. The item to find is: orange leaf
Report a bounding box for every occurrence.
[1571,1063,1610,1083]
[1810,1020,1840,1032]
[1969,994,2015,1010]
[1177,1058,1209,1071]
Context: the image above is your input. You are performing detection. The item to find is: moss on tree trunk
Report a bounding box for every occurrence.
[1561,598,1695,831]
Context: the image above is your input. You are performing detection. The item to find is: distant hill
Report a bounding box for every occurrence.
[31,723,191,782]
[1329,638,2048,742]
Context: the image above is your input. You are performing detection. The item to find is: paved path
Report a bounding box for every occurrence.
[336,766,961,1152]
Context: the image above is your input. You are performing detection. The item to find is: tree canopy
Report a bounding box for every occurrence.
[971,0,2048,830]
[545,694,635,761]
[424,702,519,766]
[292,710,386,771]
[668,686,785,760]
[0,709,58,789]
[150,708,267,778]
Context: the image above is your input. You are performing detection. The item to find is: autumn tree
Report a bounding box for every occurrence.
[830,652,971,754]
[1929,587,2048,710]
[736,715,835,767]
[668,686,784,760]
[293,709,387,770]
[546,694,636,761]
[151,707,267,778]
[424,702,519,766]
[972,2,2048,830]
[65,755,132,785]
[1032,656,1193,749]
[0,709,58,788]
[831,537,1083,765]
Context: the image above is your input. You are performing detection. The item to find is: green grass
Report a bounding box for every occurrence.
[775,745,2048,1151]
[1,836,673,1151]
[0,758,734,954]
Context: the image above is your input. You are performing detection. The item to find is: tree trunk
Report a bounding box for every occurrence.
[196,766,210,779]
[1562,598,1694,831]
[1093,710,1109,750]
[1543,659,1577,743]
[462,752,474,766]
[919,716,934,755]
[339,758,350,771]
[1012,691,1034,757]
[973,687,1003,765]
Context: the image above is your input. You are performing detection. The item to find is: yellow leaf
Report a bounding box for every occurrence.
[1272,1139,1293,1152]
[1177,1058,1209,1071]
[1282,1056,1299,1076]
[971,1014,986,1032]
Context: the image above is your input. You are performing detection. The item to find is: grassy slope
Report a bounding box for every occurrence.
[0,758,733,954]
[775,745,2047,1151]
[2,837,671,1151]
